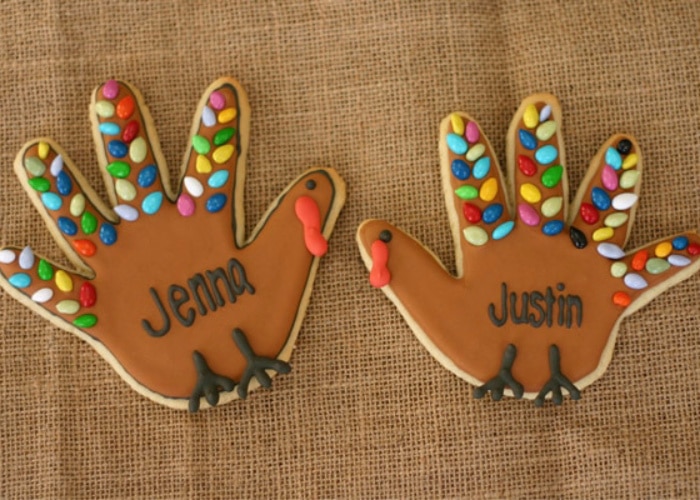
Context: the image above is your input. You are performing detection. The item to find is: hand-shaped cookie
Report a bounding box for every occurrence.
[357,94,700,405]
[0,78,345,411]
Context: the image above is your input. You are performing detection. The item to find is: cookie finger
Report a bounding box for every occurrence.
[506,94,569,237]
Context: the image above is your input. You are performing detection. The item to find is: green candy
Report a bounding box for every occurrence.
[37,259,54,281]
[192,135,211,155]
[541,165,563,188]
[645,258,671,275]
[28,176,51,192]
[73,314,97,328]
[213,127,235,146]
[106,161,131,179]
[81,211,97,235]
[455,185,478,200]
[24,156,46,176]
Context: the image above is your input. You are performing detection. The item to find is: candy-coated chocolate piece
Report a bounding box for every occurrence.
[0,249,16,264]
[482,203,503,224]
[177,193,195,217]
[99,122,120,135]
[462,203,482,223]
[624,273,648,290]
[604,212,628,228]
[116,95,135,120]
[668,254,691,267]
[107,161,131,179]
[122,120,139,143]
[209,90,225,110]
[491,220,515,240]
[591,187,611,211]
[619,170,639,189]
[646,258,671,275]
[212,144,234,164]
[102,80,119,99]
[463,226,488,246]
[689,243,700,255]
[518,129,536,150]
[108,140,128,158]
[612,291,631,307]
[9,273,31,288]
[69,193,85,217]
[114,204,139,222]
[597,242,625,259]
[41,192,62,211]
[479,178,498,202]
[523,104,539,129]
[611,193,637,211]
[616,139,632,155]
[605,147,622,170]
[50,155,63,176]
[115,178,137,201]
[37,259,53,280]
[466,121,480,143]
[36,142,49,160]
[192,135,210,155]
[57,300,80,315]
[99,223,117,246]
[622,153,638,170]
[213,127,235,146]
[142,192,164,215]
[205,193,227,213]
[466,143,485,162]
[592,227,614,242]
[18,246,34,270]
[129,137,147,163]
[540,165,563,188]
[654,241,672,258]
[535,120,557,141]
[519,183,541,204]
[55,269,73,292]
[631,250,648,271]
[610,261,627,278]
[451,159,470,180]
[137,165,158,188]
[450,114,465,135]
[535,145,558,165]
[446,133,468,155]
[518,203,540,226]
[517,155,536,177]
[455,185,478,200]
[25,156,46,176]
[81,211,98,235]
[672,236,689,250]
[184,176,204,197]
[80,282,97,307]
[56,171,72,196]
[540,196,563,218]
[569,226,587,249]
[218,108,237,124]
[542,220,564,236]
[208,170,230,188]
[202,106,216,127]
[601,165,618,191]
[95,100,115,118]
[58,216,78,236]
[73,314,97,328]
[196,155,212,174]
[73,239,97,257]
[28,177,51,192]
[31,288,53,303]
[472,157,490,179]
[539,104,552,122]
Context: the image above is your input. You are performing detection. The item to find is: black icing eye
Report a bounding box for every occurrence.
[305,179,317,190]
[379,230,392,243]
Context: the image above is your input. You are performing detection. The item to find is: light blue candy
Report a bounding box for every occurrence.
[41,192,62,211]
[208,170,230,189]
[605,147,622,170]
[99,122,120,135]
[542,220,564,236]
[205,193,227,213]
[9,273,31,288]
[518,129,537,150]
[446,133,468,155]
[141,192,163,215]
[108,140,128,158]
[56,171,72,196]
[57,217,77,236]
[482,203,503,224]
[492,220,515,240]
[591,187,611,211]
[137,165,158,188]
[451,159,470,180]
[99,223,118,246]
[535,145,558,165]
[472,157,491,180]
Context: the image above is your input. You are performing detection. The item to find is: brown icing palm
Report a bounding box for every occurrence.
[0,78,345,411]
[357,94,700,405]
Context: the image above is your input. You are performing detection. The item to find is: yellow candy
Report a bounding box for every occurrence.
[520,183,541,204]
[622,153,638,170]
[196,154,212,174]
[218,107,237,124]
[655,241,672,258]
[55,270,73,292]
[450,114,465,135]
[465,143,485,162]
[463,226,488,246]
[479,178,498,202]
[38,141,49,159]
[212,145,234,164]
[593,227,614,242]
[523,104,539,129]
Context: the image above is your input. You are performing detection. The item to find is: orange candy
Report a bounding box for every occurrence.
[631,250,648,271]
[73,239,97,257]
[612,291,631,307]
[116,95,135,120]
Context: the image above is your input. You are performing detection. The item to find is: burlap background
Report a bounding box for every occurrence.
[1,1,698,498]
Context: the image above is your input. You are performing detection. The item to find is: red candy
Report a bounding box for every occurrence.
[688,242,700,256]
[80,282,97,307]
[462,202,482,223]
[73,239,97,257]
[116,95,135,120]
[612,291,631,307]
[579,203,599,225]
[122,120,140,143]
[517,155,536,177]
[631,250,648,271]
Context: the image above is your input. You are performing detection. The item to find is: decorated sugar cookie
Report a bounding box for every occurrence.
[0,78,345,411]
[357,94,700,405]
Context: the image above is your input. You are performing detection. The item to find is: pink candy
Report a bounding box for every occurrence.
[601,165,619,191]
[518,203,540,226]
[102,79,119,100]
[466,121,480,143]
[177,193,195,217]
[209,91,225,110]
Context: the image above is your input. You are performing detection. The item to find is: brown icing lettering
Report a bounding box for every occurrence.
[487,283,582,329]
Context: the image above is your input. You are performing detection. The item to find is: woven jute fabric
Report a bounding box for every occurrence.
[1,1,699,498]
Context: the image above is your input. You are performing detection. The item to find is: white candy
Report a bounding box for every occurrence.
[597,243,625,260]
[114,204,140,222]
[0,249,16,264]
[624,273,648,290]
[539,104,552,122]
[667,254,691,267]
[612,193,638,211]
[202,106,217,127]
[18,246,34,270]
[184,176,204,198]
[31,288,54,303]
[50,155,64,177]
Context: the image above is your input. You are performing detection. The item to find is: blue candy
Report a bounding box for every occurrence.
[672,236,689,251]
[518,129,537,150]
[205,193,227,213]
[535,145,558,165]
[99,223,118,246]
[482,203,503,224]
[208,170,230,189]
[41,192,62,211]
[56,171,72,196]
[108,140,128,159]
[591,187,611,210]
[473,157,491,180]
[9,273,31,288]
[451,159,470,180]
[99,122,120,135]
[446,133,468,155]
[492,220,515,240]
[137,165,158,188]
[57,217,77,236]
[605,147,622,170]
[141,192,163,215]
[542,220,565,236]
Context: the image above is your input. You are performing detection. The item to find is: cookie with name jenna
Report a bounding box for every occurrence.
[357,94,700,405]
[0,78,345,411]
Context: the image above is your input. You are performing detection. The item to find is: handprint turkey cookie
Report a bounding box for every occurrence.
[0,78,345,411]
[357,94,700,405]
